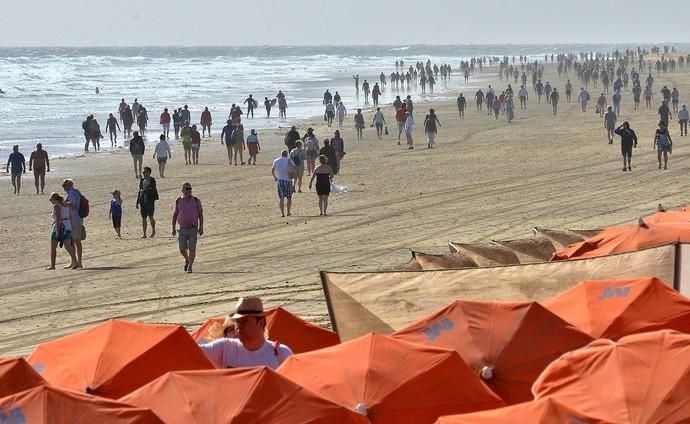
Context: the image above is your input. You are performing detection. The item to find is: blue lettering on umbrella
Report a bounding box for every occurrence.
[597,287,631,300]
[0,406,26,424]
[422,318,454,341]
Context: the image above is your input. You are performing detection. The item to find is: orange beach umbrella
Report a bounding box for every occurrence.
[27,319,214,399]
[265,306,340,353]
[0,357,45,398]
[121,368,367,424]
[277,333,504,424]
[190,316,226,343]
[552,219,690,260]
[192,306,340,353]
[392,300,594,405]
[550,225,629,260]
[645,207,690,224]
[544,277,690,340]
[434,397,609,424]
[533,330,690,423]
[0,384,162,423]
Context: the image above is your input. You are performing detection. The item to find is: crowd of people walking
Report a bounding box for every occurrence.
[7,45,689,272]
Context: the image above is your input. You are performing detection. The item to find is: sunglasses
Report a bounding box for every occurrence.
[183,187,192,191]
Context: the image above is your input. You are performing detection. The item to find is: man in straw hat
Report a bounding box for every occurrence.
[199,297,293,369]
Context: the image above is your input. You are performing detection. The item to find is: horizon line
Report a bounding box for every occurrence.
[0,42,688,49]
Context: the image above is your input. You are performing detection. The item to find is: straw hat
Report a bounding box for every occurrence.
[232,297,266,319]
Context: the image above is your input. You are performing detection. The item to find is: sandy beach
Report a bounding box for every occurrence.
[2,59,690,357]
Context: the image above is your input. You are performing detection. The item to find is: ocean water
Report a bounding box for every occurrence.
[0,44,686,157]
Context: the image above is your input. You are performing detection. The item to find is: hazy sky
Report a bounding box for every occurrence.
[2,0,688,46]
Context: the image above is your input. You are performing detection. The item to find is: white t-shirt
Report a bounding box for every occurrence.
[373,111,385,124]
[51,205,73,233]
[404,116,414,133]
[200,338,293,369]
[272,156,291,181]
[154,141,170,158]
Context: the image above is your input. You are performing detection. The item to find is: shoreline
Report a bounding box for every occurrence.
[0,70,489,164]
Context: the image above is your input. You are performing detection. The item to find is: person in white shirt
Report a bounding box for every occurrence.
[152,134,171,178]
[404,112,414,150]
[517,85,528,110]
[372,107,387,140]
[578,88,589,112]
[271,150,293,217]
[199,297,293,369]
[678,104,689,136]
[336,102,347,128]
[47,192,78,270]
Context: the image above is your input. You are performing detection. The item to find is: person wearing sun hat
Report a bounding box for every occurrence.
[199,297,293,369]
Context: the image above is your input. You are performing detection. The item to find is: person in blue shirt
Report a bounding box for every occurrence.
[604,106,617,144]
[612,90,622,116]
[220,119,234,165]
[6,145,25,194]
[109,190,123,239]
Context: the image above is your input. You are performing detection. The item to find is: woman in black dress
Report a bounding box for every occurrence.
[308,155,334,216]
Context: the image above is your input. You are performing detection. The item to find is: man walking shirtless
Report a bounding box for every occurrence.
[29,143,50,194]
